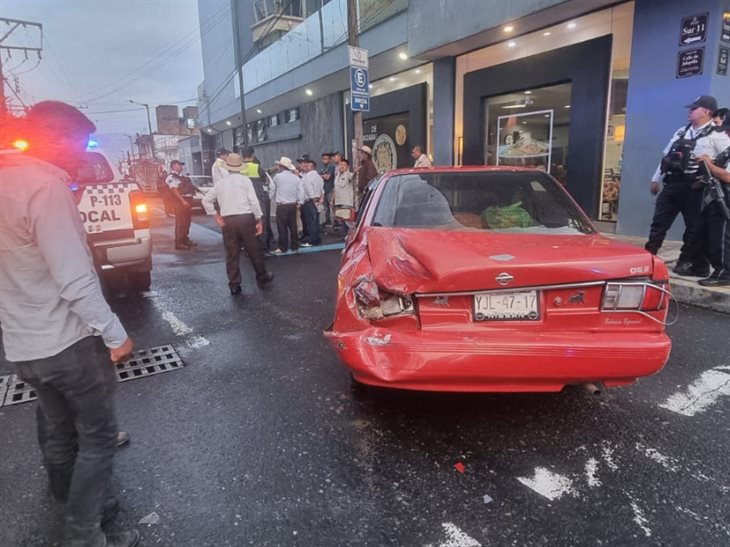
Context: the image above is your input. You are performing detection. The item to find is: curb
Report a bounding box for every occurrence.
[668,274,730,315]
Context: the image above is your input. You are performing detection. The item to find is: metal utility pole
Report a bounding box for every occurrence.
[0,17,43,120]
[347,0,363,166]
[231,0,248,148]
[129,100,155,160]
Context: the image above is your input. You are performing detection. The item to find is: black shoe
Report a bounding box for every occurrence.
[698,274,730,287]
[106,529,140,547]
[229,284,242,295]
[184,238,197,246]
[257,272,274,288]
[673,262,710,277]
[101,497,120,528]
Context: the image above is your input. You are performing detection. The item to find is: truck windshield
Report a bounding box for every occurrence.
[76,152,115,184]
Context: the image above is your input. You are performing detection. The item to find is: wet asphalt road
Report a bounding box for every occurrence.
[1,207,730,546]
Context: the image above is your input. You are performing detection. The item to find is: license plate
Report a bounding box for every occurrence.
[473,290,540,321]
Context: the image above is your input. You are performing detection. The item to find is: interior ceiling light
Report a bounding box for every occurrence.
[567,22,577,29]
[503,25,514,33]
[414,68,422,74]
[524,90,532,94]
[256,108,262,114]
[507,41,517,48]
[389,77,396,82]
[368,84,373,89]
[226,120,232,126]
[565,105,571,108]
[543,31,552,36]
[398,51,408,60]
[305,88,313,96]
[502,103,527,109]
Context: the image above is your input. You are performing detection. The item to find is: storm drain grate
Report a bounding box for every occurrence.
[115,345,183,383]
[0,345,183,407]
[3,376,38,406]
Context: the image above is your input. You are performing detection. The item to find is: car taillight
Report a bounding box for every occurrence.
[354,276,414,320]
[129,191,149,229]
[602,282,668,311]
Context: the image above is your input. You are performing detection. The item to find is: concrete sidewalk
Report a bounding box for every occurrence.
[607,234,730,314]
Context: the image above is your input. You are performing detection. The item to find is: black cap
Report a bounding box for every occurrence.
[171,160,185,166]
[685,95,718,112]
[216,148,230,156]
[296,154,310,163]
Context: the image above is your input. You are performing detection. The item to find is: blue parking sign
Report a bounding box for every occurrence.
[350,66,370,112]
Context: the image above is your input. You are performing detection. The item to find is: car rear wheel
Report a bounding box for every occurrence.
[127,270,152,292]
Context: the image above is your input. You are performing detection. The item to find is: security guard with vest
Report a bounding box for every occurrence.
[696,110,730,287]
[240,146,272,251]
[645,95,730,277]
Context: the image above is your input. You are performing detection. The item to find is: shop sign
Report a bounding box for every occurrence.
[722,12,730,43]
[363,113,411,170]
[348,46,368,69]
[679,13,708,46]
[718,46,729,76]
[676,47,704,78]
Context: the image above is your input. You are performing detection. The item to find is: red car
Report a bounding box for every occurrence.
[325,167,672,393]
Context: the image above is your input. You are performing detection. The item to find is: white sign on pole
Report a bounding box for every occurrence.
[348,46,369,69]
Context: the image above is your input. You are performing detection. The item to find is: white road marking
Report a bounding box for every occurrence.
[601,443,619,471]
[628,497,652,537]
[585,457,601,487]
[659,366,730,416]
[635,443,679,473]
[142,292,210,349]
[517,467,577,501]
[438,523,482,547]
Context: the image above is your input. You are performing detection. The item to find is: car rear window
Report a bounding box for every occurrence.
[76,152,114,184]
[371,171,594,235]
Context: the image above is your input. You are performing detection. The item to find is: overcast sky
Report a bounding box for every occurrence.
[1,0,207,140]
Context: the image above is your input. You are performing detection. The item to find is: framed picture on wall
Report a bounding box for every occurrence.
[496,109,554,172]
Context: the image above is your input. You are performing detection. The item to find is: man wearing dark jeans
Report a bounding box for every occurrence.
[202,153,274,295]
[0,101,138,546]
[271,157,305,254]
[300,159,324,247]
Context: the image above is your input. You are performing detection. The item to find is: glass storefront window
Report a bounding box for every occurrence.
[484,82,572,183]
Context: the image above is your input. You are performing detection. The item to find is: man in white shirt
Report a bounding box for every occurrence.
[300,159,325,246]
[645,95,730,276]
[203,153,273,295]
[211,148,230,185]
[272,157,304,254]
[412,145,433,168]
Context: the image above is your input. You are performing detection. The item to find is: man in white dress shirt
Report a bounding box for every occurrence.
[203,153,274,295]
[411,145,432,168]
[211,148,230,185]
[300,159,325,246]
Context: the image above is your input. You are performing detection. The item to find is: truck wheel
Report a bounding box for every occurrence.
[127,271,152,292]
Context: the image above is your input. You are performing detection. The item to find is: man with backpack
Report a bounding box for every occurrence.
[645,95,730,276]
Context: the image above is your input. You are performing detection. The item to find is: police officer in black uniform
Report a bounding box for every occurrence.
[696,111,730,286]
[645,95,730,276]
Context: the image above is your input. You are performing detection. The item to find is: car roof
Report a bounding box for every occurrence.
[382,165,549,176]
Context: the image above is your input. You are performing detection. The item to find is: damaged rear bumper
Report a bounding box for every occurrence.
[324,328,671,392]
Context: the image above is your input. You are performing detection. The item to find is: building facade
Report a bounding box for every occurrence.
[196,0,730,236]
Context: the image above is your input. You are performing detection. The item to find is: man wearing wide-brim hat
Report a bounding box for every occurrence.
[272,156,305,254]
[202,153,274,295]
[356,144,379,197]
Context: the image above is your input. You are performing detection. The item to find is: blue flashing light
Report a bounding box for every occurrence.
[87,139,99,149]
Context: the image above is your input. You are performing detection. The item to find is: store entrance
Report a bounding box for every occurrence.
[462,35,612,218]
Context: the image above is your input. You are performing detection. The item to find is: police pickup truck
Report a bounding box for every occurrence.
[72,143,152,291]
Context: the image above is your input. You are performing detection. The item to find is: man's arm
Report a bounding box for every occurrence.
[202,183,218,215]
[244,179,263,219]
[700,156,730,183]
[29,179,131,358]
